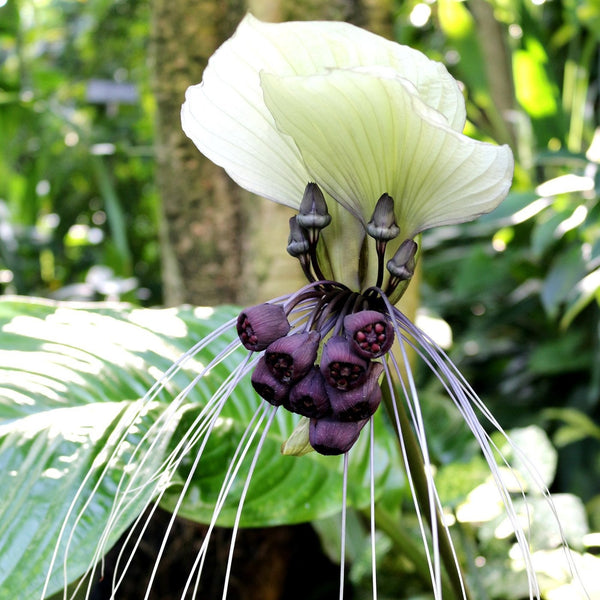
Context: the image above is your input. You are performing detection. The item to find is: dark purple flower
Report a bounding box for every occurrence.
[237,303,290,351]
[288,366,331,418]
[309,416,368,455]
[344,310,394,359]
[320,336,368,391]
[265,330,320,383]
[327,362,384,422]
[251,356,290,406]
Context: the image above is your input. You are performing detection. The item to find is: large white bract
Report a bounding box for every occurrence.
[181,14,514,289]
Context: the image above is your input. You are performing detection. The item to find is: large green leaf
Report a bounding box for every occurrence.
[0,297,402,599]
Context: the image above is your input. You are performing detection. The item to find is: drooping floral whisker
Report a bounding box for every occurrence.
[339,452,349,600]
[181,403,274,599]
[110,352,267,600]
[382,347,460,600]
[101,350,260,600]
[376,292,587,599]
[368,417,378,600]
[44,317,258,600]
[220,406,279,600]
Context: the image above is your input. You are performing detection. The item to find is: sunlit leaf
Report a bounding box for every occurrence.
[513,38,558,118]
[0,297,403,598]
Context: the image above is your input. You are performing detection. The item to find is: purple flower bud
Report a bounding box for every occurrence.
[297,183,331,231]
[387,239,418,281]
[320,336,368,391]
[366,193,400,241]
[265,331,320,384]
[251,356,290,406]
[309,416,368,455]
[237,303,290,351]
[327,362,384,422]
[344,310,394,359]
[288,366,331,419]
[287,216,310,258]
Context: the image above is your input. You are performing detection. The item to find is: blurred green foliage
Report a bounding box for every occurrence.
[405,0,600,502]
[0,0,161,303]
[1,0,599,598]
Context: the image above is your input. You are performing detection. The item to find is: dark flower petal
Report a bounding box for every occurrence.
[288,366,331,418]
[237,303,290,351]
[327,362,384,421]
[265,330,320,383]
[309,416,368,455]
[320,335,368,391]
[344,310,394,359]
[251,356,290,406]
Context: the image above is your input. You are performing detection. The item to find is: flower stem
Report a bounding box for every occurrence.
[382,381,473,600]
[371,506,456,598]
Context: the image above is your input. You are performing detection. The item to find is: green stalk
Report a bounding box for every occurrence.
[372,505,455,598]
[382,380,472,600]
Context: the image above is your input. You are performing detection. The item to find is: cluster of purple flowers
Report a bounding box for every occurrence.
[237,301,395,455]
[235,182,417,455]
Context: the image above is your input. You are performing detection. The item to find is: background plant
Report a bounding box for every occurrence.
[0,0,599,599]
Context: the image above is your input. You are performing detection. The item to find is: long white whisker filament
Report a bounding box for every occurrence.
[47,320,247,600]
[381,358,442,599]
[394,336,443,598]
[369,416,378,600]
[221,405,279,600]
[339,451,349,600]
[392,309,542,598]
[184,404,269,599]
[137,356,258,600]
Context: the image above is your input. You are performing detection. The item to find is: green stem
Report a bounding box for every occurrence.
[382,380,473,600]
[372,506,456,598]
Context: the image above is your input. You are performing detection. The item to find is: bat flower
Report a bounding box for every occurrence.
[47,15,589,600]
[181,13,513,293]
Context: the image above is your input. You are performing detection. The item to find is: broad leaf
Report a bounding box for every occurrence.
[0,297,402,599]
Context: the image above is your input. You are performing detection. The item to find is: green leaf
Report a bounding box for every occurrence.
[513,38,558,118]
[543,407,600,445]
[528,330,592,375]
[0,298,241,598]
[0,297,403,599]
[560,267,600,329]
[0,400,169,600]
[540,245,589,318]
[492,425,557,490]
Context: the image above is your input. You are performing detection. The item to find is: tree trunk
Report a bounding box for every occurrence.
[152,0,251,306]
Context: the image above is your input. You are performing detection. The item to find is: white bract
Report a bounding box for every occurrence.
[182,14,514,288]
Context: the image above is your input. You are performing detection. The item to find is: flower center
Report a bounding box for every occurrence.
[238,183,419,455]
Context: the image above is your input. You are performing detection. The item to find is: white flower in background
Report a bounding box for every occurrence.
[182,13,513,290]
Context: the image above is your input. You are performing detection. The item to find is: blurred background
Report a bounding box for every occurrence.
[1,0,599,598]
